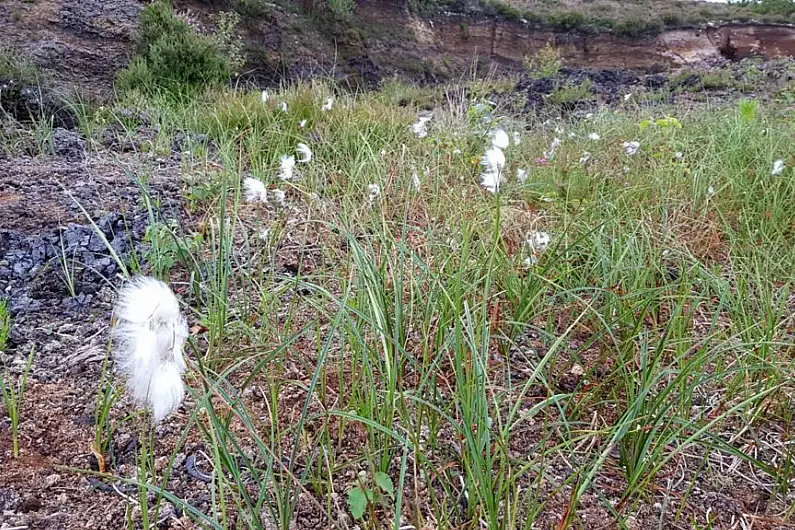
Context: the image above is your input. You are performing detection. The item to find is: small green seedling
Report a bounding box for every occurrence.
[347,471,395,520]
[0,347,36,458]
[0,299,9,351]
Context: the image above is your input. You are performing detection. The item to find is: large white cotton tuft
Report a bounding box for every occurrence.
[113,277,188,423]
[243,177,268,203]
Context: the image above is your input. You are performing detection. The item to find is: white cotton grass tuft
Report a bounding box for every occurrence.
[368,183,381,202]
[512,131,522,146]
[579,151,591,165]
[410,115,432,138]
[272,189,286,205]
[112,277,189,423]
[526,231,551,253]
[322,97,334,111]
[516,168,528,184]
[296,143,312,163]
[412,171,422,191]
[261,90,269,104]
[544,137,562,160]
[243,177,268,203]
[772,159,786,175]
[299,119,307,128]
[588,133,600,141]
[280,102,288,113]
[623,141,640,155]
[480,147,506,194]
[279,155,296,180]
[490,128,510,150]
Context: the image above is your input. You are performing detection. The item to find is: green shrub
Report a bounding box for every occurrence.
[119,1,231,91]
[523,43,562,80]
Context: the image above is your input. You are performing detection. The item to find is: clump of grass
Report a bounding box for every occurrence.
[0,300,9,351]
[0,348,36,458]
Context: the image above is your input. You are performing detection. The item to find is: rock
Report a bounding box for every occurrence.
[52,128,86,160]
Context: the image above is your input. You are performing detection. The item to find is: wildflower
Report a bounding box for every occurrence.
[675,151,684,161]
[368,183,381,202]
[526,231,551,253]
[523,256,536,268]
[623,141,640,155]
[707,185,716,197]
[410,115,432,138]
[243,177,268,203]
[623,93,633,102]
[112,277,189,423]
[772,159,786,175]
[296,143,312,163]
[512,131,521,146]
[261,90,269,103]
[299,119,307,128]
[322,97,334,111]
[535,157,548,166]
[280,102,288,113]
[272,189,286,205]
[480,147,506,194]
[579,151,591,165]
[490,128,510,150]
[279,155,296,180]
[588,133,600,141]
[544,137,561,160]
[380,149,386,156]
[516,168,528,184]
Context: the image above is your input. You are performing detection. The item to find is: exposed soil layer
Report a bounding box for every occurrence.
[5,0,795,92]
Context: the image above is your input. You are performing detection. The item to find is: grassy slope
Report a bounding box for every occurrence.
[60,76,795,527]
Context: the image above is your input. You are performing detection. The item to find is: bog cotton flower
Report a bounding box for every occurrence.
[579,151,591,165]
[261,90,269,103]
[490,129,510,150]
[516,168,528,184]
[280,102,288,113]
[243,177,268,203]
[675,151,684,161]
[368,183,381,202]
[296,143,312,163]
[279,155,296,180]
[544,137,562,160]
[299,119,307,128]
[480,147,506,194]
[526,231,551,253]
[772,159,786,175]
[588,133,600,141]
[322,97,334,111]
[512,131,522,146]
[412,171,421,191]
[113,277,189,422]
[410,116,432,138]
[272,189,286,205]
[623,141,640,155]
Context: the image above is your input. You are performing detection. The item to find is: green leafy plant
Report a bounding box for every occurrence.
[347,471,395,520]
[523,43,562,80]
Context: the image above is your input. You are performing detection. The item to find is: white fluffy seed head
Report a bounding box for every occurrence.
[296,143,312,163]
[279,155,296,180]
[490,129,510,150]
[243,177,268,203]
[112,277,188,423]
[772,159,786,175]
[322,97,334,111]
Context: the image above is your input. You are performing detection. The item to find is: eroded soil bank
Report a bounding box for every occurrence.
[4,0,795,91]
